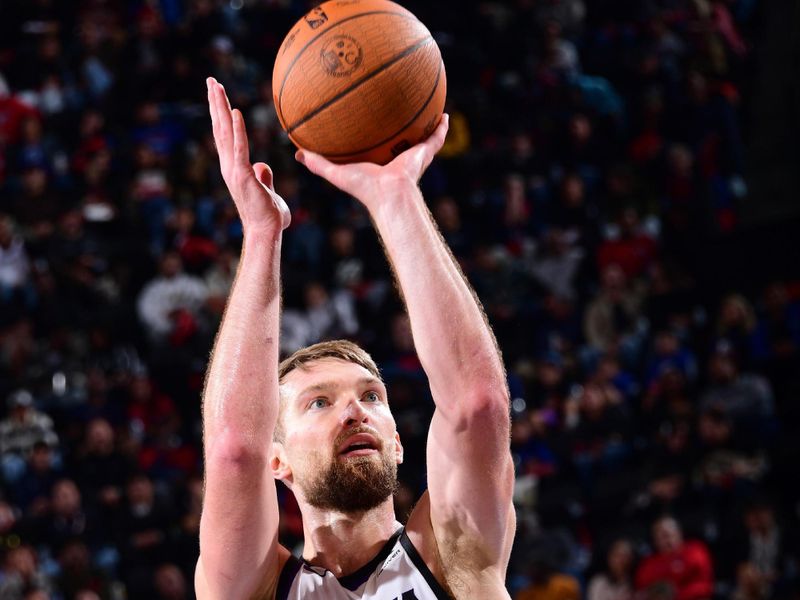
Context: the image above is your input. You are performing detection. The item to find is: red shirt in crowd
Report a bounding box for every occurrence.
[0,95,38,145]
[635,540,714,600]
[597,233,657,279]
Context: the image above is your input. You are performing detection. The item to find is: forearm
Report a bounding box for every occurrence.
[202,230,282,457]
[369,182,508,412]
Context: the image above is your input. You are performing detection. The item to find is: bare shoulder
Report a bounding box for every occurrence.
[405,492,514,600]
[195,544,293,600]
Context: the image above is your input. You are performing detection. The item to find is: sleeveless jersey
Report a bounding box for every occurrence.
[275,528,451,600]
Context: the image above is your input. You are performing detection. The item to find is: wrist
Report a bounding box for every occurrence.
[241,228,284,262]
[242,226,283,247]
[366,177,422,223]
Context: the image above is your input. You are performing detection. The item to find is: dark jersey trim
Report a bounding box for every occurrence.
[275,555,302,600]
[275,527,405,596]
[336,527,404,591]
[399,531,453,600]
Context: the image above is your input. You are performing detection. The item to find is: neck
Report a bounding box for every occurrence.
[298,496,400,577]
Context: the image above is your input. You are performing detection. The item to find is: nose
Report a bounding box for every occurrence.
[339,398,369,427]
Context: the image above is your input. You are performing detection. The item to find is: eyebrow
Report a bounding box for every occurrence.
[298,377,384,398]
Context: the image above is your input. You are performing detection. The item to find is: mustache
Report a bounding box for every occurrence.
[333,426,383,452]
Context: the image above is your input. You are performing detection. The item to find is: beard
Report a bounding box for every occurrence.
[303,428,398,513]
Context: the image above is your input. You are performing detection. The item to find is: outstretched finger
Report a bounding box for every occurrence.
[207,78,220,143]
[409,113,450,174]
[422,113,449,161]
[232,109,251,168]
[214,82,234,157]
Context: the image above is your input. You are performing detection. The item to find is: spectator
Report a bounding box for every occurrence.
[587,539,635,600]
[695,406,768,496]
[490,174,539,254]
[203,245,238,316]
[153,563,188,600]
[115,474,175,597]
[715,294,758,367]
[0,74,39,148]
[732,562,768,600]
[644,330,698,387]
[516,541,581,600]
[0,390,58,482]
[280,281,358,355]
[584,264,646,357]
[68,417,134,513]
[54,538,110,600]
[528,228,585,301]
[167,205,218,273]
[597,208,659,281]
[0,499,20,541]
[699,342,774,429]
[13,441,61,516]
[752,282,800,375]
[125,373,179,443]
[0,215,31,306]
[432,196,473,263]
[25,478,93,550]
[635,516,714,600]
[550,171,601,252]
[0,545,53,600]
[136,251,209,344]
[565,381,631,484]
[726,499,798,598]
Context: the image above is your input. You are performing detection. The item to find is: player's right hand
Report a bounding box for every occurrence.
[294,113,449,213]
[207,77,290,236]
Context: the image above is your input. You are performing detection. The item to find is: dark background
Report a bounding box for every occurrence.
[0,0,799,599]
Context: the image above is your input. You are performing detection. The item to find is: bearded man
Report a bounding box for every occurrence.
[194,77,515,600]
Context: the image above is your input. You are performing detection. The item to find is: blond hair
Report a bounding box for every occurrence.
[279,340,381,383]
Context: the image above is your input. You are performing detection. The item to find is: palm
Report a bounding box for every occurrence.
[296,114,450,204]
[207,78,290,233]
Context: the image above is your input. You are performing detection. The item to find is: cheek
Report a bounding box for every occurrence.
[286,431,329,467]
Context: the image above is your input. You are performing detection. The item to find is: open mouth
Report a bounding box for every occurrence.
[338,433,380,458]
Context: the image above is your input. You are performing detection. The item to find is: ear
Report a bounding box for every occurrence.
[270,441,293,485]
[394,432,404,465]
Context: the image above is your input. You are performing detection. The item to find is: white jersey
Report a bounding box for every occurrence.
[276,528,451,600]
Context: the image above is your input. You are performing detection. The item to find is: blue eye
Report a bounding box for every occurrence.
[310,398,328,409]
[363,391,380,403]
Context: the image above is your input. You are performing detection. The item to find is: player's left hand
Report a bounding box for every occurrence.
[294,114,449,209]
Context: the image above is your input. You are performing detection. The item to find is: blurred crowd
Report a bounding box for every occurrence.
[0,0,798,599]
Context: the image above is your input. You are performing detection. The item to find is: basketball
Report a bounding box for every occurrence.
[272,0,447,165]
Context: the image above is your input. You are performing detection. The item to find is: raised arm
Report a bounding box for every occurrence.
[297,116,514,593]
[195,79,291,600]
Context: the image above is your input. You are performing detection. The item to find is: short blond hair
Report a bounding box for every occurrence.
[274,340,382,442]
[278,340,381,383]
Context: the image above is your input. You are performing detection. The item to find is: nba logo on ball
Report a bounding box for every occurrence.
[273,0,447,165]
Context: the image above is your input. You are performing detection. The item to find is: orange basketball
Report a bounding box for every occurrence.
[272,0,447,165]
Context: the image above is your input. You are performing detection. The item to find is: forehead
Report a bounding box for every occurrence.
[280,358,384,399]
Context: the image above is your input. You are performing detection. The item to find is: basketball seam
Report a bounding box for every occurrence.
[286,36,434,134]
[308,59,443,158]
[276,10,419,119]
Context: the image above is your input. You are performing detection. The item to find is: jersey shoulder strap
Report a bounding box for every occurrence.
[398,530,452,600]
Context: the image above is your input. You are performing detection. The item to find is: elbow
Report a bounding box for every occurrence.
[473,385,511,414]
[448,386,511,431]
[206,432,270,472]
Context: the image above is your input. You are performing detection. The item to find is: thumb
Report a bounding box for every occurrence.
[253,162,274,191]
